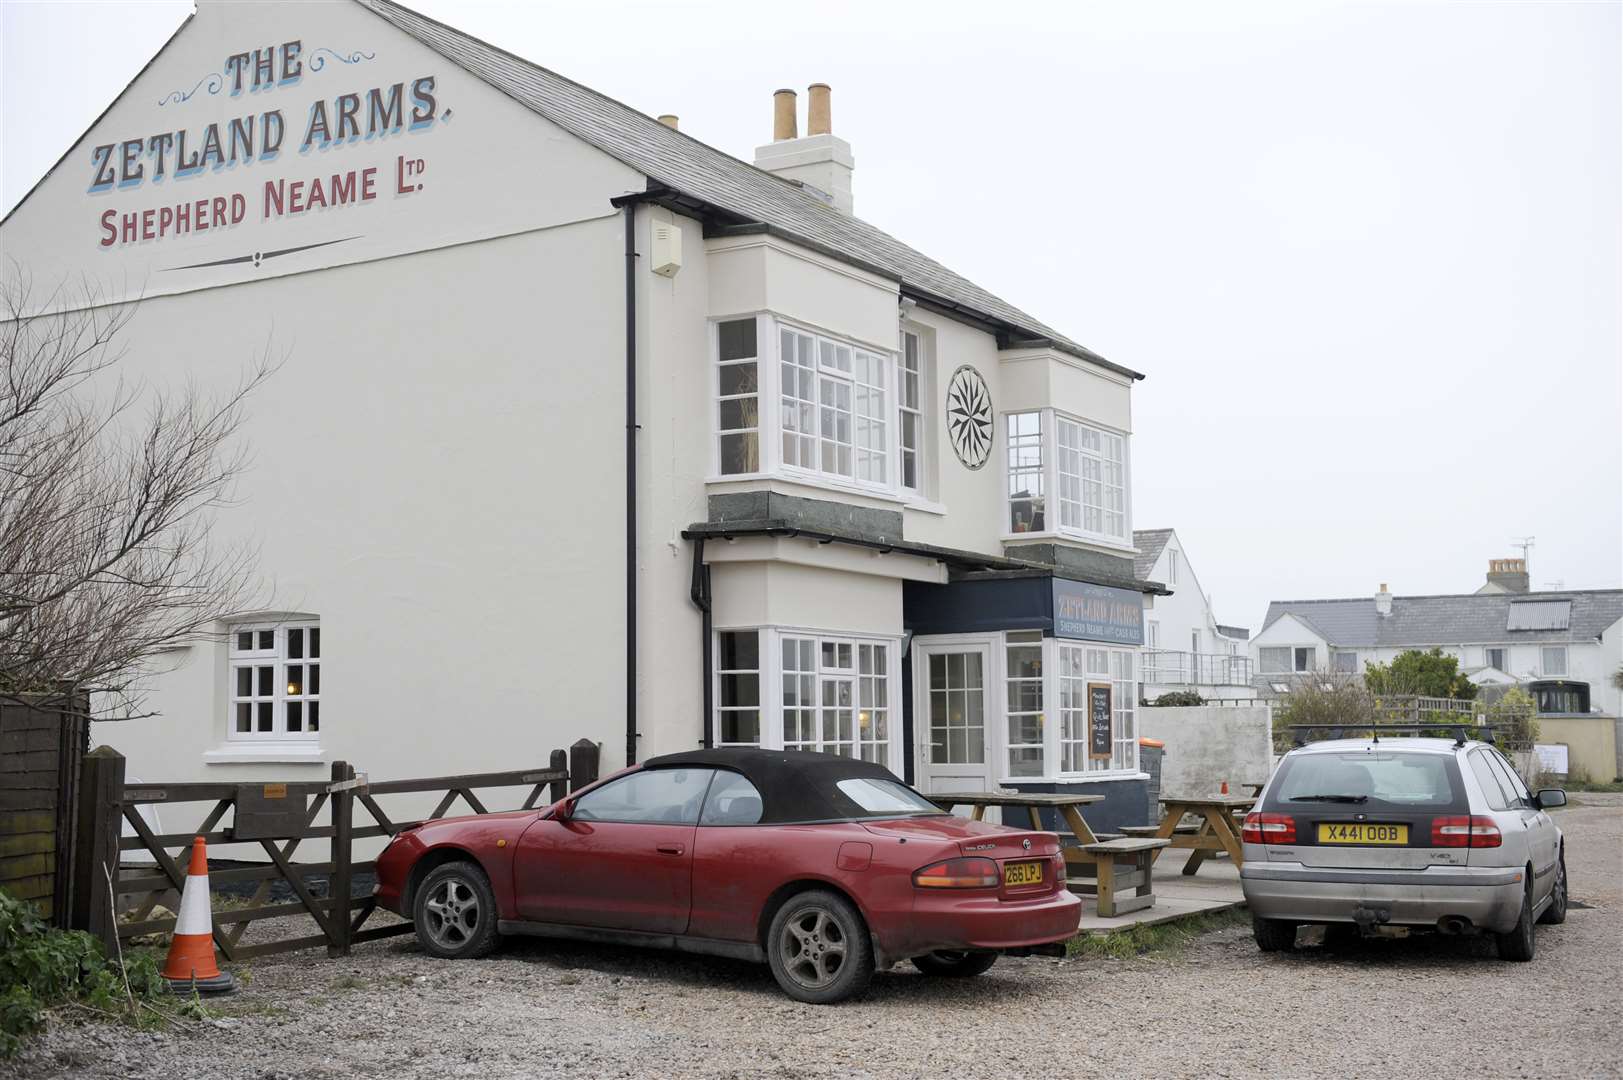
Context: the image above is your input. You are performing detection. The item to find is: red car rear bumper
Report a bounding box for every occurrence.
[877,889,1082,961]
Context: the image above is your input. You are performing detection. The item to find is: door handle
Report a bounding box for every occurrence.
[656,843,685,856]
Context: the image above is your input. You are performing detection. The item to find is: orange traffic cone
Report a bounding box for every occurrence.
[1220,780,1230,795]
[161,837,235,995]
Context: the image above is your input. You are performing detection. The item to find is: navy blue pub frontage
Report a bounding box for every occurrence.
[901,571,1157,836]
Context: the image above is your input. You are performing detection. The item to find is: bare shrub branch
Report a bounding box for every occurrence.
[0,266,277,719]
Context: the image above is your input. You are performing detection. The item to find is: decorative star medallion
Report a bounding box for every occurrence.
[946,365,993,470]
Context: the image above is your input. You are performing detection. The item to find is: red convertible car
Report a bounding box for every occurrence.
[375,748,1081,1002]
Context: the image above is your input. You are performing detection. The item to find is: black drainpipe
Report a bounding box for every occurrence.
[623,201,640,765]
[689,538,714,748]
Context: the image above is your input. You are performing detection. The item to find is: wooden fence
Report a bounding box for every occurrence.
[70,739,598,960]
[0,698,89,926]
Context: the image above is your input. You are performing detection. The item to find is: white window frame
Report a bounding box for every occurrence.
[226,622,321,743]
[713,315,764,477]
[1004,631,1045,778]
[1259,645,1315,674]
[1331,650,1359,674]
[713,627,902,773]
[898,328,930,497]
[1054,640,1139,776]
[1002,408,1133,550]
[1167,549,1179,585]
[1484,646,1508,671]
[1540,645,1568,677]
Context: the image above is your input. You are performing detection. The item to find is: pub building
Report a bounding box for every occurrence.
[1,0,1168,831]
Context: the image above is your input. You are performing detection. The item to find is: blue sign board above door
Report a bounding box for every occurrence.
[1052,579,1144,646]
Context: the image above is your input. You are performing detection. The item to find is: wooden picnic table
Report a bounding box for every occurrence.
[1151,795,1258,875]
[927,791,1106,875]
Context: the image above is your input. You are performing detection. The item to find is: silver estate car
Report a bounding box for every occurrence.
[1240,736,1568,960]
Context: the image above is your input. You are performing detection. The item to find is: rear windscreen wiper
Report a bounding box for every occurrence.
[1288,794,1369,803]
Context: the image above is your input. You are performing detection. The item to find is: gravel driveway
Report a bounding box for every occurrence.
[7,794,1621,1080]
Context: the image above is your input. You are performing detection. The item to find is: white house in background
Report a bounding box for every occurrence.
[1250,563,1623,718]
[1134,529,1253,701]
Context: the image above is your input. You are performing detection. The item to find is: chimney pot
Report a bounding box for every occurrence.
[807,83,831,135]
[772,89,798,141]
[657,114,679,130]
[1375,583,1393,616]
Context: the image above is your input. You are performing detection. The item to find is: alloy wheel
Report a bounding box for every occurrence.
[422,877,482,950]
[779,907,847,990]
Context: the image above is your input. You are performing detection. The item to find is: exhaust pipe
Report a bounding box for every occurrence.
[1436,915,1473,936]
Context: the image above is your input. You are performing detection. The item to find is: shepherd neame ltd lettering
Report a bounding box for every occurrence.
[90,41,447,250]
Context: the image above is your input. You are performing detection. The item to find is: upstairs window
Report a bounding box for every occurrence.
[716,319,760,475]
[1005,408,1130,545]
[1485,646,1507,671]
[1007,411,1044,533]
[899,331,926,494]
[1055,416,1126,541]
[229,622,321,740]
[1540,646,1568,677]
[1259,646,1314,674]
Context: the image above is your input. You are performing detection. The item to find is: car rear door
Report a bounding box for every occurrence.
[1486,749,1557,891]
[1261,749,1472,870]
[513,767,714,934]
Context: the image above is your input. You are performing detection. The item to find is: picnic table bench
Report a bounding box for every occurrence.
[927,791,1173,918]
[1147,795,1258,875]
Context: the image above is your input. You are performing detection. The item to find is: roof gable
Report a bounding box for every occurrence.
[1132,529,1173,582]
[354,0,1138,379]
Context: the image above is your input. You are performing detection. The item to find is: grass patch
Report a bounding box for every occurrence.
[1067,906,1250,960]
[1564,779,1623,794]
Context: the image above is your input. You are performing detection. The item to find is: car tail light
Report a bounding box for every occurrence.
[912,856,1000,889]
[1241,812,1296,844]
[1054,855,1067,885]
[1431,815,1502,848]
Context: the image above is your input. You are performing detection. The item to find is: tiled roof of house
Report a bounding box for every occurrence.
[357,0,1139,380]
[1132,529,1174,582]
[1261,590,1623,647]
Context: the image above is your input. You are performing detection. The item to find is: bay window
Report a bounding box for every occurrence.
[1006,409,1130,546]
[716,316,929,499]
[715,628,899,766]
[1005,631,1044,776]
[1057,643,1137,774]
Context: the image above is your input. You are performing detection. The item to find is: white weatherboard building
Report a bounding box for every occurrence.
[3,0,1170,828]
[1132,529,1252,701]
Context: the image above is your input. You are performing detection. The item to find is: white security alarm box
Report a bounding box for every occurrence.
[651,218,682,277]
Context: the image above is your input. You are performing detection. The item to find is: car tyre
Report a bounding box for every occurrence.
[1537,849,1568,926]
[1494,879,1536,962]
[911,950,999,978]
[1252,916,1298,953]
[766,890,874,1004]
[413,861,499,960]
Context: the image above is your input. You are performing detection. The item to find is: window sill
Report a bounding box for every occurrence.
[995,772,1149,786]
[204,743,327,765]
[706,471,910,506]
[1001,529,1135,555]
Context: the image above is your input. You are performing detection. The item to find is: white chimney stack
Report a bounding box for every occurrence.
[1375,583,1393,617]
[754,83,855,214]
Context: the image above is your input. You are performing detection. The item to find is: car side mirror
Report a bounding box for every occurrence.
[1535,789,1567,810]
[554,796,577,822]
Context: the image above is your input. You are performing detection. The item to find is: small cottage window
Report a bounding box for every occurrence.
[1007,411,1044,532]
[228,622,320,740]
[716,319,760,474]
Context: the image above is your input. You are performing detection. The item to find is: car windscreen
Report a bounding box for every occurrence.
[1264,751,1467,811]
[833,778,947,818]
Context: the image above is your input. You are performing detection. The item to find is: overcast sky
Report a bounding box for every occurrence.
[4,0,1619,630]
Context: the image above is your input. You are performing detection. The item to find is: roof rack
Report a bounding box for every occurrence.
[1286,723,1502,749]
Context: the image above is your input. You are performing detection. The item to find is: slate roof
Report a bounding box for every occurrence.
[1261,590,1623,647]
[1132,529,1174,582]
[357,0,1138,379]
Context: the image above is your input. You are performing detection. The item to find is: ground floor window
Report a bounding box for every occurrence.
[1057,642,1137,774]
[228,621,321,741]
[715,628,899,767]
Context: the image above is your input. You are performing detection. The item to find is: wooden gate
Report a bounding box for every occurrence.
[0,698,89,926]
[72,741,597,960]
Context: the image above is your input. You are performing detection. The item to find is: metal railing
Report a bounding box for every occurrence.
[1142,650,1253,687]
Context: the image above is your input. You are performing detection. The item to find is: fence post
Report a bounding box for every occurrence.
[548,749,568,804]
[327,760,354,958]
[569,739,600,793]
[70,746,125,956]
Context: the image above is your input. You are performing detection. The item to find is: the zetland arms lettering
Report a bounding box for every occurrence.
[93,40,445,249]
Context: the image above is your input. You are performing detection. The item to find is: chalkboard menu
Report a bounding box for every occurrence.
[1088,683,1112,760]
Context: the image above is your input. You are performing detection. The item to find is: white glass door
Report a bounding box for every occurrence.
[914,641,995,797]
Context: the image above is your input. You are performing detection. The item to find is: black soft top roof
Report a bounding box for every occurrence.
[641,748,931,824]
